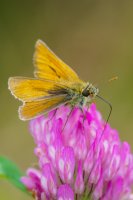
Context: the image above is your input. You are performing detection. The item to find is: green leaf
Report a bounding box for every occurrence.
[0,156,28,194]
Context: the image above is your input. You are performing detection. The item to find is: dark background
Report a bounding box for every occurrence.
[1,1,133,199]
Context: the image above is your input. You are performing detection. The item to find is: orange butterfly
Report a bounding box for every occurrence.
[8,40,99,120]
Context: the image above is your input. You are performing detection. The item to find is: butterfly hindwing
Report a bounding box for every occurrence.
[19,96,70,120]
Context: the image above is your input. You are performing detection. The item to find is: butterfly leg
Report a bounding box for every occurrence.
[49,108,58,121]
[62,106,74,132]
[79,105,87,124]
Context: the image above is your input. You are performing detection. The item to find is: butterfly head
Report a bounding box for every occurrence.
[82,83,99,101]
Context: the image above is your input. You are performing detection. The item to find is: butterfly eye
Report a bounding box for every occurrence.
[82,89,90,97]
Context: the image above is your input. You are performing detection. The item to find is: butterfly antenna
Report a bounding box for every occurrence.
[96,95,112,135]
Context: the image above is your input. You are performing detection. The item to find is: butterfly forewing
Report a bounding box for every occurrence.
[8,77,71,102]
[33,40,81,82]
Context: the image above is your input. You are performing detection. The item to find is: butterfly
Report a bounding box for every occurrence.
[8,40,99,120]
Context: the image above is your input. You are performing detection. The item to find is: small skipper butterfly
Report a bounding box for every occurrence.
[8,40,99,120]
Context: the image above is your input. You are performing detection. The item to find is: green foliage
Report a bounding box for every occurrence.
[0,156,29,194]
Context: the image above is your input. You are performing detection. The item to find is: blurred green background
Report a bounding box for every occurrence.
[1,0,133,199]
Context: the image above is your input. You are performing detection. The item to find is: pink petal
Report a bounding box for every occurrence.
[41,163,57,197]
[74,161,84,194]
[57,146,75,184]
[57,184,74,200]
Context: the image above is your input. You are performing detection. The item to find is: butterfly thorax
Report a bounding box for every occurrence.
[69,82,99,107]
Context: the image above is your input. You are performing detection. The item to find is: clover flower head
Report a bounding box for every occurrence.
[21,104,133,200]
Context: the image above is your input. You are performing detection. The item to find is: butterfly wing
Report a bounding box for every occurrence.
[8,77,73,120]
[19,96,69,120]
[8,40,85,120]
[33,40,81,82]
[8,77,71,102]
